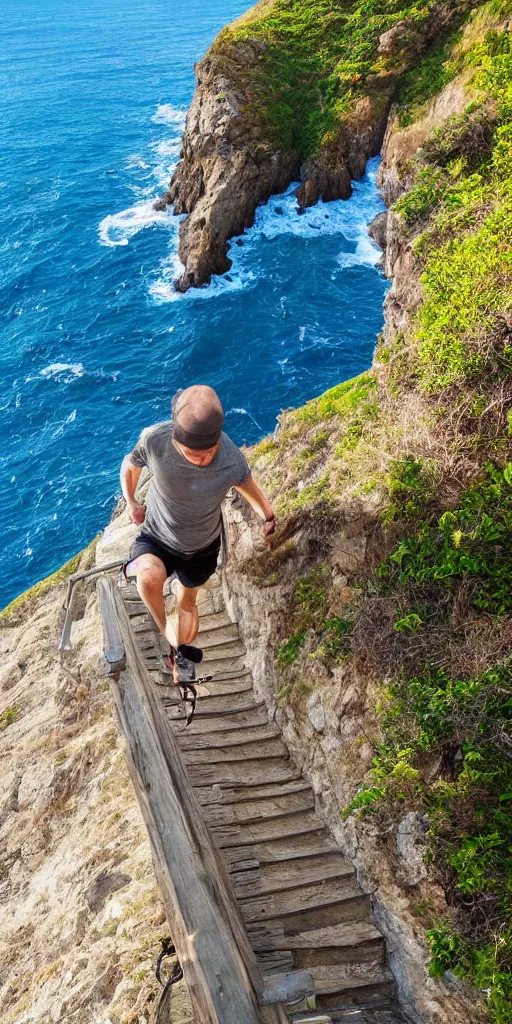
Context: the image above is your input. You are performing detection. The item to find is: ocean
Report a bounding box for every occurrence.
[0,0,388,607]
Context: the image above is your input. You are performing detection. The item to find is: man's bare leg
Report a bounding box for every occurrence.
[126,555,200,656]
[176,583,200,645]
[125,554,168,635]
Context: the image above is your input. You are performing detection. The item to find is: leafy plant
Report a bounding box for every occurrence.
[277,630,307,665]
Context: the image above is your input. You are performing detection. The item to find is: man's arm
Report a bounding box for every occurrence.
[120,456,146,525]
[234,472,276,537]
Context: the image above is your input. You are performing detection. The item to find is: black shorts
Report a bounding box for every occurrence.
[128,532,221,589]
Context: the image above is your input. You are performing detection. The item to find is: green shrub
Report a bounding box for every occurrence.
[277,630,307,665]
[380,464,512,614]
[383,457,437,522]
[314,615,352,660]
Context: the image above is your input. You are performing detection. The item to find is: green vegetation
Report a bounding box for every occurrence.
[277,629,306,665]
[313,615,352,660]
[213,0,470,159]
[394,25,512,393]
[381,463,512,613]
[236,4,512,1012]
[0,706,17,731]
[294,372,376,425]
[396,15,468,126]
[383,456,437,521]
[343,466,512,1019]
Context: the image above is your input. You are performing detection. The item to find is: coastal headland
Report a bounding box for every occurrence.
[2,2,512,1022]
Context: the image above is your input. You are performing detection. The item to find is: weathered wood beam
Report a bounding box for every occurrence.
[101,578,290,1024]
[97,576,126,675]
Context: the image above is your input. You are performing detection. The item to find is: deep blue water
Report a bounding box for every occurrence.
[0,0,388,607]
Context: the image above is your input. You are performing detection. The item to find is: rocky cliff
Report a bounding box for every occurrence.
[3,2,512,1023]
[0,532,194,1024]
[160,0,482,290]
[217,2,512,1022]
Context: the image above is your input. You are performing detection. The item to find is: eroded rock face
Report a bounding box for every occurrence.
[221,502,487,1024]
[0,522,194,1024]
[162,0,480,291]
[161,49,297,291]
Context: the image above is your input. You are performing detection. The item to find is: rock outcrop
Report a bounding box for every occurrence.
[159,0,481,292]
[0,536,194,1024]
[161,43,297,291]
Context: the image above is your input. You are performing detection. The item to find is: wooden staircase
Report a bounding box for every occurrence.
[118,574,407,1024]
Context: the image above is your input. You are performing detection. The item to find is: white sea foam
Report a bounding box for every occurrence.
[40,362,85,380]
[98,200,171,247]
[151,103,187,128]
[150,156,386,303]
[99,100,186,247]
[226,407,264,432]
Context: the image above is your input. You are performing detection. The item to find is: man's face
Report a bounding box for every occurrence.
[174,440,219,467]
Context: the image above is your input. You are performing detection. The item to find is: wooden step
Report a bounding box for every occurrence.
[124,599,151,617]
[238,876,366,925]
[198,612,233,633]
[309,1010,405,1024]
[232,857,354,899]
[180,705,270,736]
[282,923,385,969]
[168,700,267,723]
[165,689,259,714]
[191,677,255,697]
[222,831,340,867]
[202,641,245,660]
[312,964,395,1010]
[182,736,288,766]
[211,809,326,848]
[195,655,247,676]
[188,758,301,788]
[261,892,372,936]
[179,722,281,751]
[199,628,241,649]
[203,788,314,825]
[196,778,311,806]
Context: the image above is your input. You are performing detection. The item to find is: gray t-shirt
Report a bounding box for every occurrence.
[128,421,250,554]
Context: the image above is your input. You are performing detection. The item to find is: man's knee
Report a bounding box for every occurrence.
[135,559,167,593]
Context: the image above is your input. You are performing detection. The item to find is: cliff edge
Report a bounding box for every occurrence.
[161,0,481,290]
[217,2,512,1021]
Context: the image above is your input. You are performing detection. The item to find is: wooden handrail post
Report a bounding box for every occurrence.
[97,577,290,1024]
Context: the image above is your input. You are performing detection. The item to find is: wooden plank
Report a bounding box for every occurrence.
[202,642,246,661]
[174,706,270,736]
[205,793,316,828]
[195,779,310,806]
[163,689,257,714]
[179,723,281,751]
[97,578,126,675]
[221,834,339,867]
[198,612,233,632]
[102,579,289,1024]
[168,700,265,721]
[238,877,362,924]
[211,810,324,848]
[232,859,354,900]
[204,791,315,827]
[182,737,288,766]
[261,971,314,1006]
[188,758,300,788]
[262,894,371,935]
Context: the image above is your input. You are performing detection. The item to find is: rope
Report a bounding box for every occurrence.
[155,937,184,1022]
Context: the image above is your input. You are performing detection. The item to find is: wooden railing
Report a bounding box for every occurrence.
[97,577,294,1024]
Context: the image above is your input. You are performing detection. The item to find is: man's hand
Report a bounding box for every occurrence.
[264,514,276,541]
[234,473,276,545]
[128,500,146,525]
